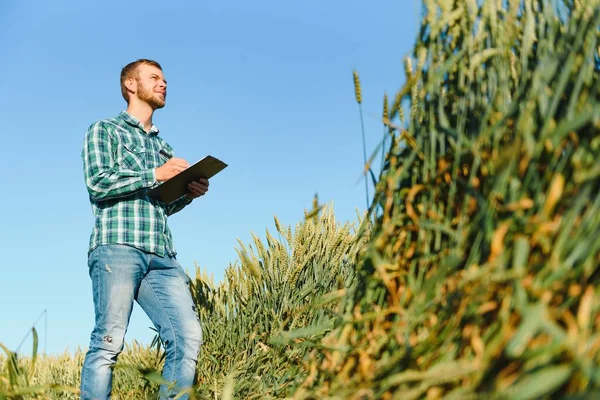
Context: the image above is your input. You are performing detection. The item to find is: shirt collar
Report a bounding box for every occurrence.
[118,111,160,136]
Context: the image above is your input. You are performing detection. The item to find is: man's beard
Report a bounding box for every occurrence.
[137,82,166,109]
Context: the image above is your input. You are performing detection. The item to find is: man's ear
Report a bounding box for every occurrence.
[125,77,137,96]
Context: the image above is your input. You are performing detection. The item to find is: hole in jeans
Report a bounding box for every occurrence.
[103,335,113,344]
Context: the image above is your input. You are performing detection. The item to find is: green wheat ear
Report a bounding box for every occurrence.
[382,93,389,120]
[353,70,362,104]
[390,91,403,124]
[273,215,282,235]
[381,92,389,174]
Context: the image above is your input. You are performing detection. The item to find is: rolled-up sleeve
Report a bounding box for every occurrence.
[166,195,193,216]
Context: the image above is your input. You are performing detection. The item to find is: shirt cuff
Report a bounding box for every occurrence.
[144,169,157,187]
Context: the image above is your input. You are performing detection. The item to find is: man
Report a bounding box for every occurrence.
[80,59,207,399]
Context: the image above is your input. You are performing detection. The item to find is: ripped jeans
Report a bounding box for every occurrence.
[80,244,203,400]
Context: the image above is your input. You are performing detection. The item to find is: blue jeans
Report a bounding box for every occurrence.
[80,244,203,400]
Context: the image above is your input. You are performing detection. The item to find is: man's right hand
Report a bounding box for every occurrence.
[155,157,190,182]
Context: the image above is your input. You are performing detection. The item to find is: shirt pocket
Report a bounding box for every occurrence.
[157,146,173,163]
[120,141,147,170]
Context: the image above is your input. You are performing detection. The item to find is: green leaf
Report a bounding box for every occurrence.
[141,369,171,386]
[502,365,572,400]
[505,302,544,358]
[380,361,478,391]
[269,322,334,346]
[29,328,38,382]
[562,391,600,400]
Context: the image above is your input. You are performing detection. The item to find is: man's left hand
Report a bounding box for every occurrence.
[185,178,209,200]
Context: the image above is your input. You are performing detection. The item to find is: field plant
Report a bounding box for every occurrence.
[190,202,371,398]
[291,0,600,399]
[0,331,167,399]
[1,1,598,399]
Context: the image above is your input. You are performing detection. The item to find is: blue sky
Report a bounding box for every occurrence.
[0,0,418,355]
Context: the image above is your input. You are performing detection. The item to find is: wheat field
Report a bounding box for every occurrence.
[2,0,600,399]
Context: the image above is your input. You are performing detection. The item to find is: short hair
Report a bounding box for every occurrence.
[120,59,163,102]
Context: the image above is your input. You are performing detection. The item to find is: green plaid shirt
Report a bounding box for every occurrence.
[82,111,192,257]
